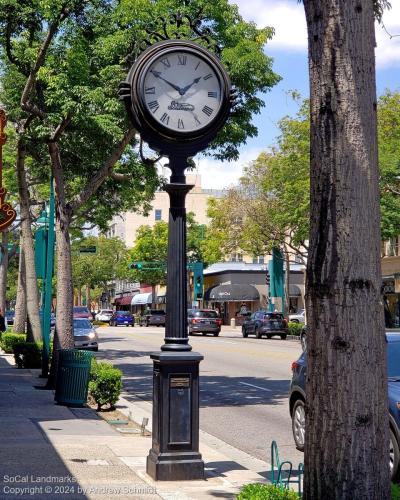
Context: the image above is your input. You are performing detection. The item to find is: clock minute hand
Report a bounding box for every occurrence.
[181,77,202,95]
[150,69,182,93]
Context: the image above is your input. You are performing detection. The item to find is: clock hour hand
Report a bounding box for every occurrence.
[150,69,182,93]
[180,77,201,95]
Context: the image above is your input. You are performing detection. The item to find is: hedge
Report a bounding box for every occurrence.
[89,358,122,411]
[287,322,304,337]
[13,342,42,368]
[237,484,300,500]
[1,333,26,353]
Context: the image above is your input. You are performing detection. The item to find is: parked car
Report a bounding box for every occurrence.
[140,309,166,327]
[73,306,92,321]
[95,309,114,322]
[242,311,288,340]
[188,309,222,336]
[73,318,99,351]
[289,309,305,324]
[300,325,308,351]
[289,332,400,479]
[110,310,135,327]
[5,310,14,325]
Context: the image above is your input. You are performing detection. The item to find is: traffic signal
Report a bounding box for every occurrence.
[129,262,143,270]
[266,270,270,286]
[193,262,204,299]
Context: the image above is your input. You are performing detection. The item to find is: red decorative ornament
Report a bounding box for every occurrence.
[0,110,16,231]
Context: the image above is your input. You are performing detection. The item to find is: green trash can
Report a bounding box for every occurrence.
[54,349,93,407]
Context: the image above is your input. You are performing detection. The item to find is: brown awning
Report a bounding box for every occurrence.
[115,295,133,305]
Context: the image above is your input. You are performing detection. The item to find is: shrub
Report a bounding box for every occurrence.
[288,322,303,337]
[237,484,300,500]
[1,333,26,353]
[392,483,400,500]
[89,358,122,410]
[92,320,105,326]
[13,342,42,369]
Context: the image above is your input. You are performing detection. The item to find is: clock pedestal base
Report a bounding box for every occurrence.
[146,351,205,481]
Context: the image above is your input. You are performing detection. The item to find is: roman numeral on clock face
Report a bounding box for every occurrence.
[203,74,213,80]
[148,100,159,113]
[202,105,213,117]
[145,87,155,94]
[208,91,217,98]
[160,113,170,125]
[161,58,171,68]
[178,119,185,129]
[178,55,187,65]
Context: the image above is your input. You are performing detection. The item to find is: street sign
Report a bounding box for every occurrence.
[79,246,97,254]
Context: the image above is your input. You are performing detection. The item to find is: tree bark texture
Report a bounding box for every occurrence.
[49,141,74,350]
[16,140,42,342]
[303,1,389,498]
[14,237,27,333]
[0,231,9,316]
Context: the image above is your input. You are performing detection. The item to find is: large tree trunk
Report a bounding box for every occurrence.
[49,142,74,349]
[47,142,74,389]
[16,140,42,342]
[14,237,27,333]
[303,1,388,499]
[0,231,9,316]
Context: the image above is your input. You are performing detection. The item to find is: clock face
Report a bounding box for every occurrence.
[141,50,223,133]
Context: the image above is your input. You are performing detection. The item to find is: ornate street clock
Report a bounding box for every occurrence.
[119,12,234,482]
[119,39,231,157]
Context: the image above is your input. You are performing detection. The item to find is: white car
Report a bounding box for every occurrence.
[289,309,305,323]
[95,309,114,322]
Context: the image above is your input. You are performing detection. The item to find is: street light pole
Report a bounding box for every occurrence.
[41,177,55,377]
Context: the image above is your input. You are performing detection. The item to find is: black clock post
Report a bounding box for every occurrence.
[119,26,232,481]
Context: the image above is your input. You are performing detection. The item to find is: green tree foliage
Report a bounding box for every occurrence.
[128,215,208,285]
[378,90,400,240]
[128,222,169,288]
[206,92,400,259]
[71,236,128,293]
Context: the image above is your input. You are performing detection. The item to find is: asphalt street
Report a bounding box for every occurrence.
[95,324,304,469]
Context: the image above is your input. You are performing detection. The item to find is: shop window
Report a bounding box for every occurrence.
[155,209,162,221]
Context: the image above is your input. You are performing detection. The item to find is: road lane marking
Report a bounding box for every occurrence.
[239,381,272,392]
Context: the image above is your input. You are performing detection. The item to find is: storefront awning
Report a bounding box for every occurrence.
[115,294,134,305]
[289,284,302,297]
[131,292,152,305]
[204,284,260,302]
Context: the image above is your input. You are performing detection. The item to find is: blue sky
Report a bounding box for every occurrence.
[192,0,400,189]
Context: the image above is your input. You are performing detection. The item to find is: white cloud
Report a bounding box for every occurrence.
[193,148,265,190]
[230,0,400,67]
[231,0,307,51]
[375,3,400,68]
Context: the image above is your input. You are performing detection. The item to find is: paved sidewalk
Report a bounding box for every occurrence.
[0,352,273,500]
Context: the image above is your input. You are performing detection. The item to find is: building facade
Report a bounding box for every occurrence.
[382,237,400,327]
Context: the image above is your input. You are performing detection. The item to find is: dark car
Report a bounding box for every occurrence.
[242,311,288,340]
[140,309,166,327]
[73,306,92,321]
[110,310,134,327]
[188,309,222,336]
[73,318,98,351]
[289,332,400,479]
